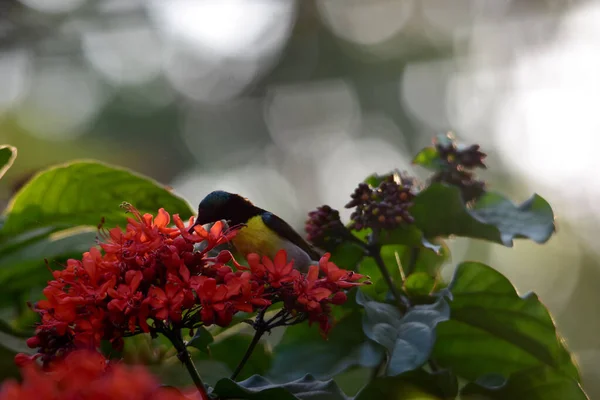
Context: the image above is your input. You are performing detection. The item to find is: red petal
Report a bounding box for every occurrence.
[274,249,287,268]
[262,256,276,275]
[307,265,319,282]
[310,287,332,302]
[154,208,170,228]
[209,221,223,239]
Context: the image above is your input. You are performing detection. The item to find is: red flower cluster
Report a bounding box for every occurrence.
[244,250,366,333]
[21,205,368,366]
[4,350,189,400]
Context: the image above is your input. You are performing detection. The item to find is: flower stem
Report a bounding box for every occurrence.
[230,327,265,381]
[367,229,409,313]
[162,326,209,399]
[371,248,408,313]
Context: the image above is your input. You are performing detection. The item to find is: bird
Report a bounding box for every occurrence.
[188,190,321,272]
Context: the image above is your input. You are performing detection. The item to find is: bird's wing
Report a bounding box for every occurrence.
[261,212,321,260]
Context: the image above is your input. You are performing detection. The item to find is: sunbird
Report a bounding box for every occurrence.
[189,191,321,272]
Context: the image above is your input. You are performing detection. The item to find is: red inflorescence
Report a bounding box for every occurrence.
[20,205,369,367]
[3,349,189,400]
[245,251,367,334]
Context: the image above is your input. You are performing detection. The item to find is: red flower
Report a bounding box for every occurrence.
[3,349,187,400]
[244,249,370,335]
[294,265,333,311]
[191,276,231,326]
[147,283,185,322]
[107,270,149,333]
[319,253,366,289]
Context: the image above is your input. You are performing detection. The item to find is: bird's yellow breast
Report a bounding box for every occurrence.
[232,215,283,258]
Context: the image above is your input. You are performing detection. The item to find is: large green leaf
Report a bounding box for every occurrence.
[354,369,458,400]
[461,366,588,400]
[213,375,349,400]
[356,291,450,377]
[0,145,17,180]
[410,183,555,246]
[433,262,579,382]
[269,307,384,381]
[1,161,194,236]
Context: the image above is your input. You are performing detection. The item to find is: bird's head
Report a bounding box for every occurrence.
[190,190,257,231]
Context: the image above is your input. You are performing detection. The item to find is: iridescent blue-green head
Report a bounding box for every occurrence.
[190,190,261,229]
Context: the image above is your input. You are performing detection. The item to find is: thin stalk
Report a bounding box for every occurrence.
[371,248,407,313]
[162,326,209,399]
[230,328,265,380]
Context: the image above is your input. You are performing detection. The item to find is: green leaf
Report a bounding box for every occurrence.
[412,147,444,171]
[1,161,194,236]
[355,369,458,400]
[0,332,31,380]
[433,262,580,382]
[329,241,365,271]
[397,241,450,277]
[379,225,423,247]
[213,374,349,400]
[196,334,272,381]
[358,257,390,301]
[269,307,384,381]
[461,366,588,400]
[0,145,17,180]
[356,291,450,376]
[364,173,389,188]
[187,326,213,353]
[0,318,31,339]
[404,272,436,297]
[0,228,97,306]
[411,183,556,247]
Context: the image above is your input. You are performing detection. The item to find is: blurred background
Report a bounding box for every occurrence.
[0,0,598,396]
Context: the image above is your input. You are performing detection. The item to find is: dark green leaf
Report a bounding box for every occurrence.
[461,366,588,400]
[379,225,423,247]
[433,262,580,382]
[355,369,458,400]
[0,228,97,306]
[0,145,17,180]
[329,241,365,271]
[187,326,213,353]
[213,374,349,400]
[2,161,194,235]
[0,318,31,338]
[356,291,450,376]
[269,308,384,381]
[412,147,444,171]
[0,334,29,380]
[411,183,556,247]
[196,334,272,381]
[470,192,555,245]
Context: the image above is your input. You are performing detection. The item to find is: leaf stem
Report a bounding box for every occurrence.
[160,325,209,399]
